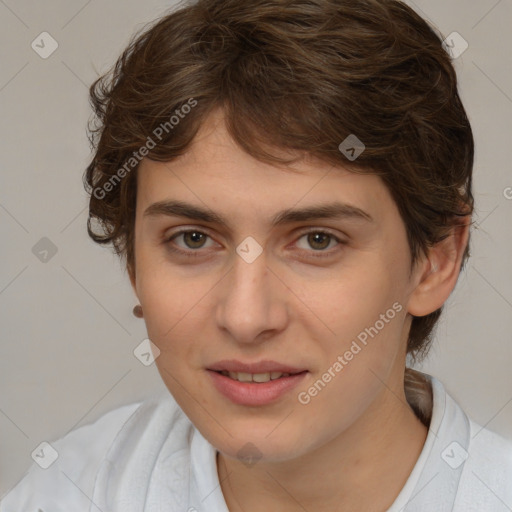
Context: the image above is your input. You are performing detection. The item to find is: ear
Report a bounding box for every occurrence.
[407,216,470,317]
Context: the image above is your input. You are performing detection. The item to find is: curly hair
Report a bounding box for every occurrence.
[83,0,474,364]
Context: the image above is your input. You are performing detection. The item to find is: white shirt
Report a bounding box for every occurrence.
[2,373,512,511]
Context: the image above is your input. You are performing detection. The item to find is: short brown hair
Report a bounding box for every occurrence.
[84,0,474,362]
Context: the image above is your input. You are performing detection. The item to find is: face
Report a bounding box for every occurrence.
[130,109,426,463]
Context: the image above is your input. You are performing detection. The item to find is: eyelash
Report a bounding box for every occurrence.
[163,228,345,260]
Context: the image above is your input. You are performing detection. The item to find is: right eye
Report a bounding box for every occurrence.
[164,229,218,256]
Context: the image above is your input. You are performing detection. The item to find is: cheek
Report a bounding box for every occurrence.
[296,305,408,443]
[304,260,408,394]
[135,244,212,337]
[138,270,212,399]
[306,259,403,340]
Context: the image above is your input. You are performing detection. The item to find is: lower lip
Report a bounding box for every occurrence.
[207,370,308,406]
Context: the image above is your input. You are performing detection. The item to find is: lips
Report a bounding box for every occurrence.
[207,367,308,405]
[207,359,308,375]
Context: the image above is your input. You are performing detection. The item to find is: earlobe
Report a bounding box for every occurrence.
[407,218,470,317]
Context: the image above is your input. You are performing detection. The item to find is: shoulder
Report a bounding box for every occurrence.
[455,417,512,510]
[467,418,512,464]
[0,391,189,510]
[407,372,512,511]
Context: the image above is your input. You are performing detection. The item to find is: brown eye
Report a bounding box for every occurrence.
[181,231,208,249]
[165,229,217,254]
[292,229,346,261]
[306,232,331,250]
[296,231,340,252]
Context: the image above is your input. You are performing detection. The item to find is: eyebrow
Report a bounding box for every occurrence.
[143,199,374,227]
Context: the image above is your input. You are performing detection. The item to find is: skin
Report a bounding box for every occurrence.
[129,108,470,511]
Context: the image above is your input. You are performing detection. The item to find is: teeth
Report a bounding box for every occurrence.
[235,372,253,382]
[219,371,291,382]
[253,373,272,383]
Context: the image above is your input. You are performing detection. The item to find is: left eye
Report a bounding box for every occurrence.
[296,231,340,252]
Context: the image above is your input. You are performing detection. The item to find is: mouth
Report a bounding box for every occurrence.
[207,359,308,375]
[206,361,309,405]
[213,370,307,383]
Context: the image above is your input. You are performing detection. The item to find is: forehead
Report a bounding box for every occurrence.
[136,111,398,229]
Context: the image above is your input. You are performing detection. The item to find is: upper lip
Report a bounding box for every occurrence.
[208,359,308,374]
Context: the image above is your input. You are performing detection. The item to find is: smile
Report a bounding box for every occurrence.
[208,369,308,406]
[218,371,292,382]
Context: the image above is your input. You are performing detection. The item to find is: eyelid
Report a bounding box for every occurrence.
[295,226,345,240]
[163,224,217,240]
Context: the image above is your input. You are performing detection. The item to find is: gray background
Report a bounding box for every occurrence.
[1,0,511,497]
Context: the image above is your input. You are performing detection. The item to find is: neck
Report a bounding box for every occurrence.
[217,374,428,512]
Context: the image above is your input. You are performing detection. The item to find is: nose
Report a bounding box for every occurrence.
[215,248,288,345]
